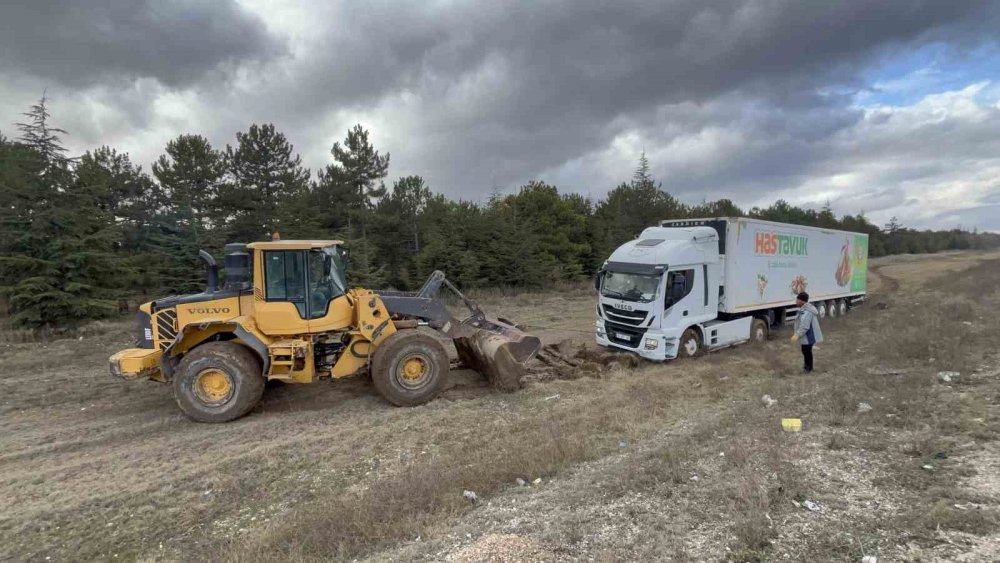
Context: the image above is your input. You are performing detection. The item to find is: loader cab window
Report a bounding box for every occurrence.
[664,269,695,309]
[265,251,308,317]
[265,247,348,319]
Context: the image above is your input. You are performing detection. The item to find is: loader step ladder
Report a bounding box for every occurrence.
[268,340,306,377]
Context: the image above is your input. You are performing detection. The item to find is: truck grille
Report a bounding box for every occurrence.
[602,304,648,327]
[154,308,178,349]
[604,320,647,349]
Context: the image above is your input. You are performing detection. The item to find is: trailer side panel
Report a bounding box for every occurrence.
[722,218,868,313]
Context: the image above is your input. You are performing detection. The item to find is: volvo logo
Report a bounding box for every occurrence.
[188,307,231,315]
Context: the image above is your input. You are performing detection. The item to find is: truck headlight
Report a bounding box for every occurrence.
[596,327,606,337]
[644,338,658,350]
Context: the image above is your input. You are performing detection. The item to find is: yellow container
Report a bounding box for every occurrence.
[781,418,802,432]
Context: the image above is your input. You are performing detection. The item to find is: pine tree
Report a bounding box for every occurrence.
[632,151,652,187]
[15,94,69,165]
[0,96,118,328]
[220,124,310,243]
[329,124,389,204]
[152,135,225,249]
[319,125,389,234]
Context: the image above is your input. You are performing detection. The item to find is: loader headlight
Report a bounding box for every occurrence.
[644,338,658,350]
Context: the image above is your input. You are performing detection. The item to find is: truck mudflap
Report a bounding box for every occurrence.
[379,271,541,391]
[110,348,163,381]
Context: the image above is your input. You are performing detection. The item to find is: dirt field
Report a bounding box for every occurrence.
[2,251,999,562]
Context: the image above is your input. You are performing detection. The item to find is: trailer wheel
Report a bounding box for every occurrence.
[679,328,702,359]
[816,302,828,319]
[751,318,768,343]
[173,342,265,423]
[371,331,449,407]
[838,299,849,316]
[827,300,838,318]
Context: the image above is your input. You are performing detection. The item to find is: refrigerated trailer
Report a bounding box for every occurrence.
[594,217,868,360]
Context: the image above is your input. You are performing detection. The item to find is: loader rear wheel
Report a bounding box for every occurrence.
[173,342,264,423]
[371,331,449,407]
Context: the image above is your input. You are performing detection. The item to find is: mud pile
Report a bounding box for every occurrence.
[525,340,640,382]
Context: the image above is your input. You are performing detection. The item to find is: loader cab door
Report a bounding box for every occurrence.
[255,250,312,335]
[306,247,354,332]
[254,247,354,335]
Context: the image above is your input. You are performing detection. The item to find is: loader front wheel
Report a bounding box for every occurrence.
[371,331,449,407]
[173,342,265,423]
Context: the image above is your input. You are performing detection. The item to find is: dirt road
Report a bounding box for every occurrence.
[1,251,998,562]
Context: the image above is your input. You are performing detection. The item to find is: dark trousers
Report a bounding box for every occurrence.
[801,344,813,372]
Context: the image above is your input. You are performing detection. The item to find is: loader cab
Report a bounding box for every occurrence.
[246,240,351,334]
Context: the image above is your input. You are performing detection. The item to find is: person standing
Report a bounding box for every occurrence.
[791,292,823,373]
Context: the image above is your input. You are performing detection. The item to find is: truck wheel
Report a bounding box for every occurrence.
[838,299,849,316]
[173,341,265,423]
[827,300,838,318]
[679,328,702,359]
[816,302,828,319]
[371,331,449,407]
[751,318,768,343]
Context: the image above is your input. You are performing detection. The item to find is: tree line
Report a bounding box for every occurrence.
[1,97,997,329]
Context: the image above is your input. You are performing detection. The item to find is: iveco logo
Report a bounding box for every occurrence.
[618,303,634,311]
[188,307,231,314]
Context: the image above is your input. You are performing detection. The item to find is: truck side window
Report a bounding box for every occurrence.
[264,250,307,317]
[665,269,695,309]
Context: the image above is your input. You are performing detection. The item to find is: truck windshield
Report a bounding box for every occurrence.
[600,271,661,303]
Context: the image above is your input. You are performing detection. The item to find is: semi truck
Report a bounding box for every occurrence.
[594,217,869,360]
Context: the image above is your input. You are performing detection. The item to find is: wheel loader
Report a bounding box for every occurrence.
[109,239,541,422]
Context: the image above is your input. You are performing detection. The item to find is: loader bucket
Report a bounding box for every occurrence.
[454,319,541,392]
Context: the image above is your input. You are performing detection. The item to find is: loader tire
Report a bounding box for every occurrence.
[371,331,449,407]
[173,342,265,423]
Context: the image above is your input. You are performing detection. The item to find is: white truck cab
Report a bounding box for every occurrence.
[595,225,752,360]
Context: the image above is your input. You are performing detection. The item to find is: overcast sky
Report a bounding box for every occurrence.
[2,0,998,231]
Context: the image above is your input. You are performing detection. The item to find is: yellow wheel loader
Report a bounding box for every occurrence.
[109,240,541,422]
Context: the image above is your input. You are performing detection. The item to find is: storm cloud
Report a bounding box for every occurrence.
[1,0,998,230]
[0,0,282,87]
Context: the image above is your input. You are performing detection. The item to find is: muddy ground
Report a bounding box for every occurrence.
[1,251,999,562]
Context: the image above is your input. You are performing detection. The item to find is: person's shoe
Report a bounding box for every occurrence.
[802,368,813,374]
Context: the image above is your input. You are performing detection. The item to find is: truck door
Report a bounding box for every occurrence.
[660,267,708,329]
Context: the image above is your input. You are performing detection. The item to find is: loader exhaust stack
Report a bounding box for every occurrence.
[379,271,541,391]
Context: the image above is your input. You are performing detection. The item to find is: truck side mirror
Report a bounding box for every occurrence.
[594,270,603,291]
